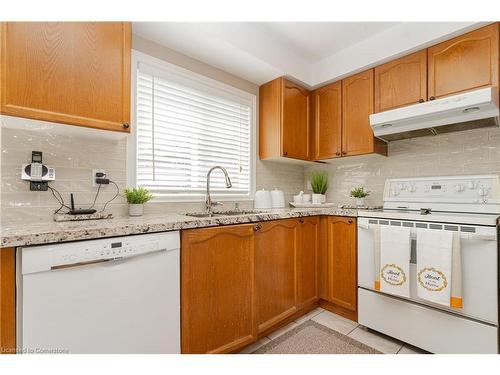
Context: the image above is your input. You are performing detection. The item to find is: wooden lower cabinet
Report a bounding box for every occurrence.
[181,225,256,354]
[297,217,319,307]
[181,218,321,353]
[255,219,298,333]
[0,248,16,354]
[319,217,358,321]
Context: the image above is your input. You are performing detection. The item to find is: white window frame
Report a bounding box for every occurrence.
[128,50,256,203]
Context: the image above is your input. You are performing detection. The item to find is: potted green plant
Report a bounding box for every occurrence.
[123,187,153,217]
[310,171,328,204]
[350,186,370,207]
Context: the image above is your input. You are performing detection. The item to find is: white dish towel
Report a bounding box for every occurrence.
[379,226,411,298]
[416,229,453,307]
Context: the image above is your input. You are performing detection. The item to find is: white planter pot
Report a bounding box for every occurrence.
[312,193,326,204]
[355,198,366,207]
[129,203,144,217]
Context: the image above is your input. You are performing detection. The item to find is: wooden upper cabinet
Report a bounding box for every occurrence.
[181,225,256,354]
[342,69,386,157]
[428,23,499,99]
[0,248,16,355]
[374,50,427,112]
[297,217,319,307]
[0,22,131,132]
[255,219,298,333]
[323,217,357,319]
[259,77,310,161]
[282,79,310,159]
[312,81,342,160]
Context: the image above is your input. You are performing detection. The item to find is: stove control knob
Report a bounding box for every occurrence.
[477,187,487,197]
[454,184,465,192]
[408,185,416,192]
[468,181,477,190]
[391,189,399,197]
[398,183,407,190]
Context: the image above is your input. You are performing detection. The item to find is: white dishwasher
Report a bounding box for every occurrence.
[17,231,180,354]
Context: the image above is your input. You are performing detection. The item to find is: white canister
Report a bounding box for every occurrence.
[254,189,272,209]
[302,194,311,203]
[270,188,285,208]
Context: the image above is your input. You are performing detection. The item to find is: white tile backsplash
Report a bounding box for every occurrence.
[0,126,129,225]
[0,125,305,225]
[2,119,498,226]
[305,127,500,207]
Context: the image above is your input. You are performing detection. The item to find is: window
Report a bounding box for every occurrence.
[130,52,256,201]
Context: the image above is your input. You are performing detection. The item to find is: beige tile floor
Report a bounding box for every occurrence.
[240,308,428,354]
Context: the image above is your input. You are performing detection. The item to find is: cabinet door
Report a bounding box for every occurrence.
[342,69,375,156]
[374,50,427,112]
[282,79,310,160]
[181,225,256,354]
[297,217,319,307]
[326,217,357,312]
[255,219,298,332]
[0,22,131,132]
[0,248,15,354]
[428,23,499,99]
[313,81,342,160]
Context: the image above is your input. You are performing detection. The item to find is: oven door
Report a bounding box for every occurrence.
[358,217,498,325]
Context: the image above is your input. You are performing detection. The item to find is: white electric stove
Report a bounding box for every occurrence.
[357,174,499,354]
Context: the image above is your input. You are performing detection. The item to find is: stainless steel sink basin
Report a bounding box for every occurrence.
[216,209,269,216]
[185,210,268,218]
[184,212,215,218]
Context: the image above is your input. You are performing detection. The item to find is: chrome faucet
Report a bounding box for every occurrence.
[205,166,232,215]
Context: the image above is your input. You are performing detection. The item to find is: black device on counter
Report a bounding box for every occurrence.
[69,193,97,215]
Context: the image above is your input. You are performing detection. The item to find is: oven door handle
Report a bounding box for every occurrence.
[461,233,496,241]
[358,223,496,241]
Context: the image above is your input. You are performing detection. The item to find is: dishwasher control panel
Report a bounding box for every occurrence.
[20,231,180,275]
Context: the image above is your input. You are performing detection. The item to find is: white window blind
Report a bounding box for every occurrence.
[135,61,254,200]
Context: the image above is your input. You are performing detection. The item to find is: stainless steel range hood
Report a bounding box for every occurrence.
[370,87,499,142]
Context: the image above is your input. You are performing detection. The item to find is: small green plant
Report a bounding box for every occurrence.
[123,187,153,204]
[310,171,328,194]
[350,186,370,198]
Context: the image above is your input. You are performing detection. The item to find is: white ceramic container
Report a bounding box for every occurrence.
[254,189,272,209]
[270,188,285,208]
[293,191,304,204]
[312,193,326,204]
[129,204,144,217]
[356,198,366,207]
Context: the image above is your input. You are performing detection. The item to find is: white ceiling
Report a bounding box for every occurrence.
[132,22,486,88]
[254,22,399,62]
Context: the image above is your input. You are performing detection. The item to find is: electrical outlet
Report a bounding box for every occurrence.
[30,181,48,191]
[92,169,106,187]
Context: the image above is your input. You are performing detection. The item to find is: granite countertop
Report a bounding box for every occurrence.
[0,207,358,248]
